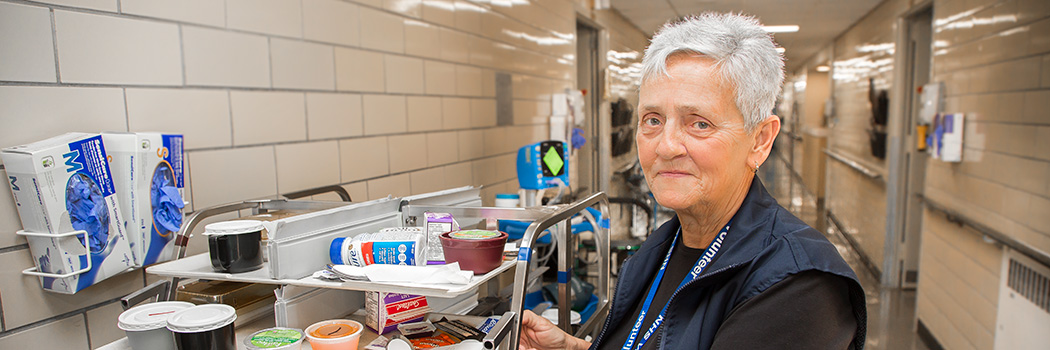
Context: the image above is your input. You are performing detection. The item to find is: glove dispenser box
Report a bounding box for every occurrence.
[2,133,136,294]
[103,132,185,266]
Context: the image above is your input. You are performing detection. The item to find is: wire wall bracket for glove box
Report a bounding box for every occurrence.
[16,229,93,278]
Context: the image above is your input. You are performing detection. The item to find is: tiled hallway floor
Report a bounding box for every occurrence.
[760,152,932,350]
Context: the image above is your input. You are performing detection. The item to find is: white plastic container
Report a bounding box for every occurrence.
[541,308,581,325]
[117,301,194,350]
[494,193,520,208]
[329,230,426,267]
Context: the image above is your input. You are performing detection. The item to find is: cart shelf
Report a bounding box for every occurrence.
[128,186,611,349]
[146,253,516,298]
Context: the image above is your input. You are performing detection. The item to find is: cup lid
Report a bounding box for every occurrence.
[204,220,264,235]
[449,229,502,240]
[330,237,347,264]
[117,301,195,331]
[310,323,358,338]
[245,327,305,349]
[166,304,237,333]
[306,320,362,340]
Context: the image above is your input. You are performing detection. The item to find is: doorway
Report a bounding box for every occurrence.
[885,6,933,289]
[801,65,832,232]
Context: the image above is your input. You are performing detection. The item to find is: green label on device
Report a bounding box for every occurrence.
[542,147,564,175]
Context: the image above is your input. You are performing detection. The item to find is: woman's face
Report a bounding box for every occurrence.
[636,54,757,211]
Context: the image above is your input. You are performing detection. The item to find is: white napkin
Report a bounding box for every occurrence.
[328,264,368,280]
[361,262,473,285]
[318,263,473,285]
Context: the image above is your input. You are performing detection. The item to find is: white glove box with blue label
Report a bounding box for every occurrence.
[103,132,185,267]
[2,133,136,294]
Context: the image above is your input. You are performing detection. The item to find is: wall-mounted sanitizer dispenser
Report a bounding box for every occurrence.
[517,141,568,190]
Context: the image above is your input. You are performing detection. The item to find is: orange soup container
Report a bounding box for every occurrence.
[304,319,363,350]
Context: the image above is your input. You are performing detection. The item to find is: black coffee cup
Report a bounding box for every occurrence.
[167,304,237,350]
[204,220,264,273]
[173,322,235,350]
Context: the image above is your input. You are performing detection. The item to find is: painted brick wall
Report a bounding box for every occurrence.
[0,0,647,347]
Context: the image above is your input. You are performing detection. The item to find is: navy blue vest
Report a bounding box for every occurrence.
[591,177,866,349]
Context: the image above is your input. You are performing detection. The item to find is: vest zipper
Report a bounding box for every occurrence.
[591,256,632,348]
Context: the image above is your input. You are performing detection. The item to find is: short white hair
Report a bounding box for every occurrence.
[642,12,785,131]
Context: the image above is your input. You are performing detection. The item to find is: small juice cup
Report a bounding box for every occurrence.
[304,319,363,350]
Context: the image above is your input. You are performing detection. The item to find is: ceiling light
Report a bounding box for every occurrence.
[816,65,830,72]
[776,47,786,53]
[762,25,799,33]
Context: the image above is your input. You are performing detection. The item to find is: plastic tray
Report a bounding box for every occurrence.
[147,253,515,298]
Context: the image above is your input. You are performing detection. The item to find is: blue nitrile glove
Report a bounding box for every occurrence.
[151,166,184,233]
[571,128,586,149]
[65,173,110,252]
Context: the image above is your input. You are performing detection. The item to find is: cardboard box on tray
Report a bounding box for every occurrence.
[364,292,431,334]
[1,133,135,294]
[103,132,185,266]
[423,212,458,263]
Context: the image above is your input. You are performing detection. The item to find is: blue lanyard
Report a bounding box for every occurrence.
[621,220,732,350]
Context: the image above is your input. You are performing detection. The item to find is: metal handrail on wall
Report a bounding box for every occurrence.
[824,149,884,181]
[919,194,1050,269]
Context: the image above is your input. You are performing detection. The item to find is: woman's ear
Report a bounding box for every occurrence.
[748,115,781,168]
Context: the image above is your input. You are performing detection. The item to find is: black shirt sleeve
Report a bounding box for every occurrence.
[709,270,857,350]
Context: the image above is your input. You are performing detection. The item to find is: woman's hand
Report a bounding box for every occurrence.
[518,310,590,350]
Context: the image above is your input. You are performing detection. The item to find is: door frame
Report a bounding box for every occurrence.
[575,15,606,195]
[884,2,933,288]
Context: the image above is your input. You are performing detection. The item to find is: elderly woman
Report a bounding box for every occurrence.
[519,13,866,350]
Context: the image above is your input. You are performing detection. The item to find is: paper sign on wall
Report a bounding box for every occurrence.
[927,113,964,162]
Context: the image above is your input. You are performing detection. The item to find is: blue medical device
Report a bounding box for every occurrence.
[517,140,569,190]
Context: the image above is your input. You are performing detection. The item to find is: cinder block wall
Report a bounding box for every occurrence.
[823,0,912,274]
[811,0,1049,348]
[920,0,1050,349]
[0,0,647,347]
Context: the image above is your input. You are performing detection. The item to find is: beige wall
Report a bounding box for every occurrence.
[815,0,1049,348]
[801,70,830,199]
[824,0,916,274]
[918,0,1050,349]
[0,0,647,347]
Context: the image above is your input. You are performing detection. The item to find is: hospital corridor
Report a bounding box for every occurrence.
[0,0,1047,349]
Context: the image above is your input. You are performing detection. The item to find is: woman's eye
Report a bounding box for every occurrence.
[693,121,710,129]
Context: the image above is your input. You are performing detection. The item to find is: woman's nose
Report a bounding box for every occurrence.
[654,124,687,159]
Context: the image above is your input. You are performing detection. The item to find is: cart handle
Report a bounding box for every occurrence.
[281,185,352,202]
[507,192,611,348]
[121,280,171,310]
